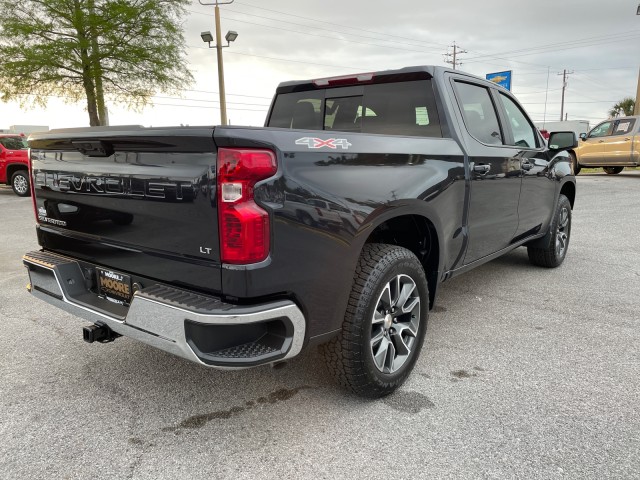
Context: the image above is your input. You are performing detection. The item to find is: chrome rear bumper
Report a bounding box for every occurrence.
[23,250,306,368]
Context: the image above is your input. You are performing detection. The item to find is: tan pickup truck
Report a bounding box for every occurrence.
[570,115,639,174]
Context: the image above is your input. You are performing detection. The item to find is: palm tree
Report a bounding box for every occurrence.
[608,97,635,118]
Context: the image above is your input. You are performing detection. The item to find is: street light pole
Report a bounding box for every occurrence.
[635,5,640,115]
[199,0,235,125]
[214,4,227,125]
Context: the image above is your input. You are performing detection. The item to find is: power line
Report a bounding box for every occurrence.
[199,45,372,71]
[513,87,563,95]
[230,1,450,49]
[151,103,267,112]
[12,92,271,108]
[187,89,271,99]
[188,8,445,56]
[519,100,616,105]
[190,5,640,75]
[153,95,270,106]
[464,30,640,62]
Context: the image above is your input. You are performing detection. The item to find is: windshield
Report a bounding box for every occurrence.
[0,136,28,150]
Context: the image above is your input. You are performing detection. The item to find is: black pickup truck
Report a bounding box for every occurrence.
[24,66,577,397]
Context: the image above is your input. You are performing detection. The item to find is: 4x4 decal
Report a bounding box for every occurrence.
[295,137,352,150]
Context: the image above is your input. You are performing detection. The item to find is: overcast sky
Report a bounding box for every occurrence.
[2,0,639,131]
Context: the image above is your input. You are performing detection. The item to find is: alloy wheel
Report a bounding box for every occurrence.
[13,175,28,195]
[370,274,420,374]
[555,206,570,257]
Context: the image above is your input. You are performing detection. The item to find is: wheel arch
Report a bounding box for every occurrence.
[560,181,576,209]
[6,163,28,184]
[363,214,440,308]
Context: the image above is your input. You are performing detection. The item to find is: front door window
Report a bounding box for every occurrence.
[588,122,612,138]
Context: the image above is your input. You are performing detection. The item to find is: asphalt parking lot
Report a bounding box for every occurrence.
[1,171,639,479]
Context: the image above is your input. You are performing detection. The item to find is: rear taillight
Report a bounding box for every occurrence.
[217,148,277,264]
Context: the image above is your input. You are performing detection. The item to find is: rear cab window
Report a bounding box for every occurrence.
[267,79,442,138]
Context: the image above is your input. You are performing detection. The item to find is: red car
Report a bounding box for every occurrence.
[0,134,30,196]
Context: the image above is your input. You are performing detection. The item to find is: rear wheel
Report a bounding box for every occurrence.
[11,170,30,197]
[527,194,571,268]
[603,166,623,175]
[569,151,581,175]
[321,244,429,398]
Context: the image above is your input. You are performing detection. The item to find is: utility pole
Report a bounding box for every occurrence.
[634,66,640,115]
[635,5,640,114]
[558,69,573,121]
[444,42,467,70]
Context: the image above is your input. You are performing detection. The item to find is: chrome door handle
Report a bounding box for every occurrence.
[521,161,533,171]
[473,164,491,175]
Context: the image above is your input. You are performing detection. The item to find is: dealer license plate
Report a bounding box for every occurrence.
[96,268,133,305]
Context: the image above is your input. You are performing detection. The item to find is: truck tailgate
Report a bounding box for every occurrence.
[28,127,222,294]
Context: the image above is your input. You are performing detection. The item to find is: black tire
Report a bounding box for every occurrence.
[11,170,31,197]
[603,166,623,175]
[569,151,581,175]
[321,244,429,398]
[527,194,571,268]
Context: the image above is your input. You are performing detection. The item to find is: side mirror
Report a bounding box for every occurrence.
[548,131,578,151]
[579,132,587,141]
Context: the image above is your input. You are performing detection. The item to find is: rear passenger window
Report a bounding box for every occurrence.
[612,119,635,136]
[455,82,503,145]
[499,93,538,148]
[267,80,442,138]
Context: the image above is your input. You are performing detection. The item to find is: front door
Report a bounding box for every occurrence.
[578,120,612,165]
[495,92,556,239]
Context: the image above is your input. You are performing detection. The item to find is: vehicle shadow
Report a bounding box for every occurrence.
[0,185,20,197]
[578,170,640,178]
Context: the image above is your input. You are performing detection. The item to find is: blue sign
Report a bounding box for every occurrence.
[486,71,512,91]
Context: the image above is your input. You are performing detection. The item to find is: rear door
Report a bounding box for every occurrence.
[603,118,636,165]
[450,79,522,264]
